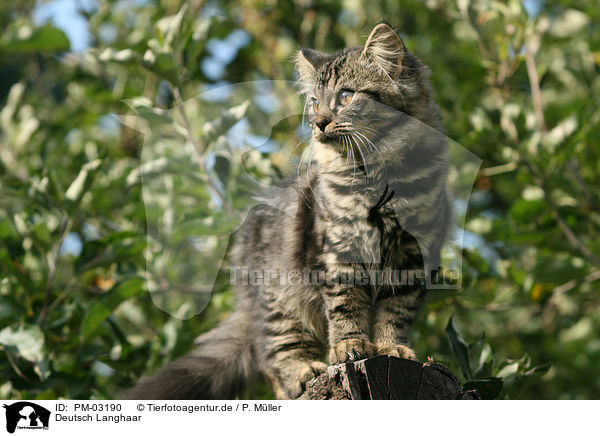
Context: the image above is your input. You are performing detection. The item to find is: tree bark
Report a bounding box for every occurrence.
[298,356,480,400]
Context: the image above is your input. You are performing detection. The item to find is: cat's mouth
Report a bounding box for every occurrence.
[313,130,345,148]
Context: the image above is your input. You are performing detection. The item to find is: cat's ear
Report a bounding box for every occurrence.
[296,48,327,83]
[361,23,406,78]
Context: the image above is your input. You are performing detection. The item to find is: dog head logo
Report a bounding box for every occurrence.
[3,402,50,433]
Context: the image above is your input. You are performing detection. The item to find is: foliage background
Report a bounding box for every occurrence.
[0,0,598,399]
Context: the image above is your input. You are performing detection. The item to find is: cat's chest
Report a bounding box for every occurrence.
[319,202,402,266]
[314,173,408,265]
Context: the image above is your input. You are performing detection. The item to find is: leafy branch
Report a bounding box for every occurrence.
[446,316,550,399]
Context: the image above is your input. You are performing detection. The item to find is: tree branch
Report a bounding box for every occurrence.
[171,86,233,215]
[523,159,600,267]
[551,269,600,297]
[480,161,518,177]
[39,215,72,327]
[525,37,547,137]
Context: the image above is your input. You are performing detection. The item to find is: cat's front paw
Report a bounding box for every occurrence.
[329,338,377,364]
[376,344,418,361]
[287,361,328,399]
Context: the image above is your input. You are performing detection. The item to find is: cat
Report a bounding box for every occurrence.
[123,23,451,400]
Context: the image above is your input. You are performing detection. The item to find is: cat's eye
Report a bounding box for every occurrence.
[312,98,320,113]
[339,90,354,106]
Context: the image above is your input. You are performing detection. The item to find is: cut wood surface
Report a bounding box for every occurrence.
[298,355,480,400]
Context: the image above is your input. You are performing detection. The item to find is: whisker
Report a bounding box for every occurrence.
[295,133,313,146]
[343,136,351,172]
[303,142,318,201]
[348,135,359,186]
[301,98,311,136]
[351,133,369,178]
[354,130,386,178]
[358,125,378,134]
[297,137,313,177]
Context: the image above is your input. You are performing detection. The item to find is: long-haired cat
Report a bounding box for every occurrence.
[124,23,450,400]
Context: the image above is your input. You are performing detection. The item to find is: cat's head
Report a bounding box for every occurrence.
[296,23,442,161]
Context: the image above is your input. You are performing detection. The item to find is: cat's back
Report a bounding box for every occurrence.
[230,174,318,273]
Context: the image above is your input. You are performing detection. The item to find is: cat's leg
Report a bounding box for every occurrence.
[260,313,327,399]
[372,287,424,360]
[322,271,376,364]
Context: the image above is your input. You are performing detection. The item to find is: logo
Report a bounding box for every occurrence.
[3,402,50,434]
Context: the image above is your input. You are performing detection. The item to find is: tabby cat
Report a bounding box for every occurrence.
[124,23,451,400]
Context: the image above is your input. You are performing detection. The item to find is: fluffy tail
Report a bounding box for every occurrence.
[121,311,255,399]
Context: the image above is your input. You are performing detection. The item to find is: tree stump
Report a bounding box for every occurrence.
[298,356,480,400]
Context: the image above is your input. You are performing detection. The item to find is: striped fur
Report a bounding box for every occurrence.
[124,23,450,400]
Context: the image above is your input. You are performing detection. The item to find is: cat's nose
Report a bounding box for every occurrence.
[316,116,331,132]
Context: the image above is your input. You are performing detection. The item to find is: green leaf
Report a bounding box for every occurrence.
[473,343,495,379]
[170,215,239,242]
[80,276,145,341]
[0,248,36,292]
[142,49,180,85]
[496,361,519,379]
[509,198,547,223]
[463,377,503,400]
[497,361,551,398]
[0,324,50,380]
[524,363,551,377]
[0,218,18,241]
[154,4,189,49]
[98,48,141,64]
[549,9,590,38]
[445,315,473,380]
[202,100,250,144]
[0,295,24,323]
[65,159,103,204]
[1,25,70,53]
[121,98,175,129]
